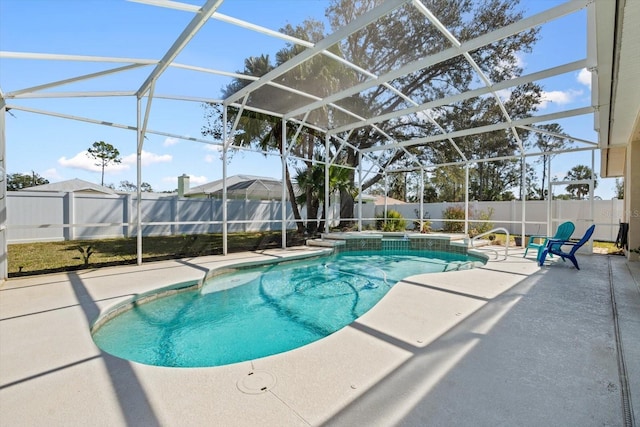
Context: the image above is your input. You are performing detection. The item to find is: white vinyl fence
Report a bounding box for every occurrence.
[374,199,623,242]
[7,191,305,243]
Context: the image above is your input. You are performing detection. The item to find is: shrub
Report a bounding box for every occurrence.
[413,209,432,233]
[419,222,432,233]
[442,205,465,233]
[443,205,495,237]
[469,207,494,237]
[376,209,407,232]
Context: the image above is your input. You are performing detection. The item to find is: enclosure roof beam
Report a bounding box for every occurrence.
[380,145,597,173]
[362,106,594,152]
[8,64,147,97]
[6,91,136,99]
[5,104,222,146]
[517,125,598,146]
[6,104,138,131]
[0,50,158,64]
[136,0,223,98]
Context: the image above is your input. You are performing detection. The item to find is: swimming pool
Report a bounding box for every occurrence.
[92,249,485,368]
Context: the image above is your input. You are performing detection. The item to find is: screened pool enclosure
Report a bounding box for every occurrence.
[1,0,635,278]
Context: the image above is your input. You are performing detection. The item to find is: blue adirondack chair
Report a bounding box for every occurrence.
[524,221,575,259]
[538,225,596,270]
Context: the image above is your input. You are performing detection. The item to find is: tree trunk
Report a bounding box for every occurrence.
[339,189,355,229]
[274,122,305,234]
[541,155,547,201]
[319,200,329,233]
[284,164,305,234]
[307,200,320,235]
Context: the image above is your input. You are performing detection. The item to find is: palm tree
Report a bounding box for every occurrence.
[295,165,323,233]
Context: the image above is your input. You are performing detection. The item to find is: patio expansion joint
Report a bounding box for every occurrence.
[266,388,313,426]
[399,278,491,302]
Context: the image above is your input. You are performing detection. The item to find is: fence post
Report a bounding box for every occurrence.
[64,191,75,241]
[557,199,562,231]
[510,199,515,235]
[172,195,178,236]
[123,193,130,238]
[243,199,247,233]
[210,198,214,234]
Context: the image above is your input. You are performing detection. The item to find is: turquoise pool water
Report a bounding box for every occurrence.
[92,250,484,367]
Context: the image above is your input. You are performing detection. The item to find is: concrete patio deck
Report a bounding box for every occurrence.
[1,247,638,426]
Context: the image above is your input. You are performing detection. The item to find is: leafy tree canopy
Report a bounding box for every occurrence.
[119,180,153,192]
[565,165,598,200]
[615,178,624,199]
[7,172,49,191]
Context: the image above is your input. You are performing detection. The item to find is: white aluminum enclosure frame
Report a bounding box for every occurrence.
[0,0,620,279]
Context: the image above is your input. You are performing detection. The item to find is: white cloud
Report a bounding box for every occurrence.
[58,151,129,173]
[495,88,512,102]
[59,149,171,173]
[42,168,64,181]
[204,154,218,163]
[538,89,584,109]
[188,175,209,185]
[121,150,172,167]
[577,68,592,88]
[163,137,179,147]
[203,144,223,163]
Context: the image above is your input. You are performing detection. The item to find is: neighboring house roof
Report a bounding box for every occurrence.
[373,195,407,205]
[358,194,376,203]
[186,174,291,200]
[21,178,116,194]
[186,174,269,195]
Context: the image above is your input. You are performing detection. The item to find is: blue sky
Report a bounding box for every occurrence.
[0,0,618,198]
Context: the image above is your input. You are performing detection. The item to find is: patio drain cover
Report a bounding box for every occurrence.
[237,370,276,394]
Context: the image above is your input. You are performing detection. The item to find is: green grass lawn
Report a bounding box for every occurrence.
[592,240,622,254]
[8,232,305,277]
